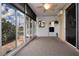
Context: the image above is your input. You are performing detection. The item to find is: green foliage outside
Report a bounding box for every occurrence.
[2,18,16,45]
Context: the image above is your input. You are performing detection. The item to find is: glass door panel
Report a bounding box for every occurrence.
[26,16,30,42]
[1,4,16,55]
[32,20,36,37]
[16,10,25,46]
[30,19,33,39]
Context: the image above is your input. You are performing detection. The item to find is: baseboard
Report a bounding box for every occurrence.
[64,41,79,52]
[57,38,79,52]
[58,37,65,42]
[6,43,27,56]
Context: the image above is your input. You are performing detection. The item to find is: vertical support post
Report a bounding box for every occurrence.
[15,8,18,47]
[76,3,79,49]
[24,3,26,43]
[0,3,2,56]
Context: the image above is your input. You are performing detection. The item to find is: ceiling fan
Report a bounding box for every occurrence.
[37,3,57,13]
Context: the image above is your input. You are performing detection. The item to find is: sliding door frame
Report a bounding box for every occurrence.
[0,3,2,56]
[76,3,79,49]
[0,3,26,55]
[65,3,79,49]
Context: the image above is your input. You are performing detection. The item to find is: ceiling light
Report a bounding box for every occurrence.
[43,3,51,10]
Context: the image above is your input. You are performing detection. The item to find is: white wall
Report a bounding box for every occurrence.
[58,4,71,41]
[58,11,65,41]
[36,16,59,37]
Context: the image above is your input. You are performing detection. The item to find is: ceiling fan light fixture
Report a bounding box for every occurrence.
[43,3,51,10]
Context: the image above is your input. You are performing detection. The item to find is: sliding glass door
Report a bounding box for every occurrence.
[66,3,76,47]
[30,19,33,39]
[1,3,25,55]
[25,17,36,41]
[0,3,36,55]
[1,4,16,55]
[0,3,2,55]
[16,10,25,46]
[25,16,30,41]
[32,20,36,38]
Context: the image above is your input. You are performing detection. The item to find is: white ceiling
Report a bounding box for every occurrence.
[28,3,67,16]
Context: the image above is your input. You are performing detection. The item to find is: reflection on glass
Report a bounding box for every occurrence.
[16,10,25,46]
[30,19,33,39]
[1,3,36,55]
[32,20,36,37]
[26,17,30,39]
[2,4,16,55]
